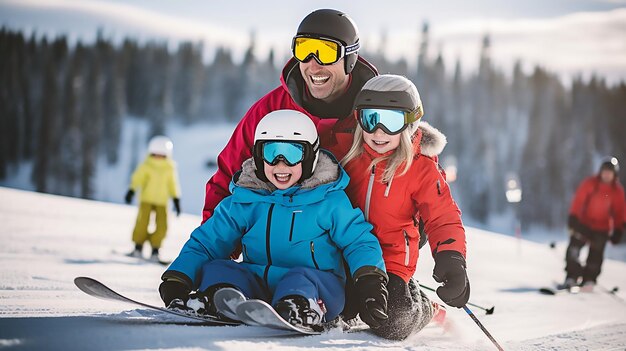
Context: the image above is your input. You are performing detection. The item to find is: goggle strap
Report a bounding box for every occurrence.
[345,42,360,54]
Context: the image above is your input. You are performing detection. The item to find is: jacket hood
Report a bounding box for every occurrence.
[229,150,348,206]
[280,56,378,118]
[417,121,447,157]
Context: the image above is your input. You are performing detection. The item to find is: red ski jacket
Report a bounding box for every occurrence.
[342,122,466,282]
[569,176,625,233]
[202,57,377,223]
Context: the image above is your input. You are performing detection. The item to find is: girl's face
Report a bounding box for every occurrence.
[363,127,402,154]
[264,160,303,189]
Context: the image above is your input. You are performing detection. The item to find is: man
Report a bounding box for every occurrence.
[202,9,378,223]
[562,156,624,290]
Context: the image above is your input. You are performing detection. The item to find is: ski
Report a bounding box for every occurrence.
[213,287,246,321]
[74,276,238,326]
[539,286,580,295]
[235,299,321,335]
[111,250,172,266]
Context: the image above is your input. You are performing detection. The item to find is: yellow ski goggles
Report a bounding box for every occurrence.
[292,35,359,65]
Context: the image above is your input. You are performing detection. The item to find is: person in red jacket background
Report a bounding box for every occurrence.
[562,157,624,290]
[341,74,468,340]
[202,9,377,225]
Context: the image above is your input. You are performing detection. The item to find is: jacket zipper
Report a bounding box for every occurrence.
[288,211,300,241]
[242,244,249,261]
[365,165,376,221]
[404,230,410,266]
[310,241,320,269]
[384,177,393,198]
[262,204,275,287]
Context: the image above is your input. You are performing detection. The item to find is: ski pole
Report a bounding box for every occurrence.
[463,305,505,351]
[419,283,495,314]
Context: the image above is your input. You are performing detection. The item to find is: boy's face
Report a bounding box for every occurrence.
[264,160,303,189]
[363,127,402,154]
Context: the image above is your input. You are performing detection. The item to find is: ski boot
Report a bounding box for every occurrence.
[148,248,160,263]
[168,291,215,317]
[580,280,596,293]
[431,301,447,326]
[274,295,325,330]
[557,277,578,290]
[126,244,143,258]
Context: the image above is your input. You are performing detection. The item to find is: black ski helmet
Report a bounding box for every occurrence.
[296,9,360,74]
[599,156,620,174]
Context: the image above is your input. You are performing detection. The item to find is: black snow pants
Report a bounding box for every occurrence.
[369,273,434,340]
[565,230,608,283]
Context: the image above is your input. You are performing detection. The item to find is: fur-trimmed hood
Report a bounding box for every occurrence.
[416,121,447,157]
[231,150,343,195]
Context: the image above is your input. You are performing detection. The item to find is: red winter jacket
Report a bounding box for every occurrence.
[569,176,625,233]
[202,57,377,223]
[342,122,466,282]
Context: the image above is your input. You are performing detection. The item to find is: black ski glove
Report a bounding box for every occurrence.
[610,229,623,245]
[124,189,134,204]
[353,266,389,328]
[432,250,470,308]
[159,271,192,307]
[568,215,592,238]
[173,198,181,217]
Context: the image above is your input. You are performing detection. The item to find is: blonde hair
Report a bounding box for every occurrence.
[341,75,422,183]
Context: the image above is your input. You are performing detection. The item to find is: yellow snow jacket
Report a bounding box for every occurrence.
[130,156,181,206]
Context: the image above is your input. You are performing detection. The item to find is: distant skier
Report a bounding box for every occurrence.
[125,135,181,262]
[340,75,469,340]
[158,110,387,330]
[562,157,624,290]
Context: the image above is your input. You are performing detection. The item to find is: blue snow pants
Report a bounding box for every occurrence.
[198,259,345,320]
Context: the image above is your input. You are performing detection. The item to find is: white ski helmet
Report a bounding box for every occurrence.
[148,135,173,158]
[253,110,319,182]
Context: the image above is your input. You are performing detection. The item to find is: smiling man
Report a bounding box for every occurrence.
[201,8,378,224]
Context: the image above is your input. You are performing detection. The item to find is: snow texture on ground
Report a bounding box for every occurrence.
[1,187,626,350]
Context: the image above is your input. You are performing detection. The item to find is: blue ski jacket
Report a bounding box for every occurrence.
[167,150,385,292]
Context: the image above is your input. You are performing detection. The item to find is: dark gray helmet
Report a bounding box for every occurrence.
[296,9,360,74]
[600,156,619,174]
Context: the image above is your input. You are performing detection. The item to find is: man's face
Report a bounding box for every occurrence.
[299,57,350,103]
[600,169,616,183]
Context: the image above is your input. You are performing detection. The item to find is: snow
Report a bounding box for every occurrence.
[1,186,626,350]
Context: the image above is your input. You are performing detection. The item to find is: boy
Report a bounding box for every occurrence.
[159,110,387,329]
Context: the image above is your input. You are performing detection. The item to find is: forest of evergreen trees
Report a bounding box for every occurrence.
[1,25,624,229]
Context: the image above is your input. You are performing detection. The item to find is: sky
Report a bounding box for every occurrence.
[1,0,625,83]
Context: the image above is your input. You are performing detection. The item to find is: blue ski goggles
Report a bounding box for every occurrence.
[357,108,419,135]
[261,141,305,166]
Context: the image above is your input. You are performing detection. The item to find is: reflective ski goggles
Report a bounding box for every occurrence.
[292,35,359,65]
[262,141,305,166]
[357,108,420,135]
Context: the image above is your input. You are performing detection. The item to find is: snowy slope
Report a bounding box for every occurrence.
[1,187,625,350]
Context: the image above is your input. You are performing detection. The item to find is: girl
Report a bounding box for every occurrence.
[341,75,469,340]
[159,110,388,330]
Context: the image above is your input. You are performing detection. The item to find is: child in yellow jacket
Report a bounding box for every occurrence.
[125,136,181,261]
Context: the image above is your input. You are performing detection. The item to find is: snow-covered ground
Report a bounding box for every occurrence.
[1,186,626,350]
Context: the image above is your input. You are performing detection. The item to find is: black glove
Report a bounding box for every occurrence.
[159,271,192,307]
[611,229,623,245]
[353,266,389,328]
[124,189,134,204]
[432,250,470,308]
[173,198,181,217]
[568,215,592,238]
